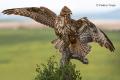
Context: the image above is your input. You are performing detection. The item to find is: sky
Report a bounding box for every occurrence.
[0,0,120,14]
[0,0,120,20]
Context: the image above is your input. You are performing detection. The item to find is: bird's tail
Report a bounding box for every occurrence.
[51,38,64,52]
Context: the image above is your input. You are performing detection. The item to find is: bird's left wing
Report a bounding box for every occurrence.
[2,7,57,28]
[77,17,115,52]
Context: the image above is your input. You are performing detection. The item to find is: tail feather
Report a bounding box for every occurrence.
[51,38,64,52]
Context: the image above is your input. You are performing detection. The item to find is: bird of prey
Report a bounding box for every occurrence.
[2,6,115,64]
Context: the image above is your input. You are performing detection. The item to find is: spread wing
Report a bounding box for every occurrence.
[2,7,57,28]
[77,17,115,52]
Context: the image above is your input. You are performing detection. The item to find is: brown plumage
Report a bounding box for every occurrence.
[2,7,56,28]
[2,6,115,64]
[77,17,115,52]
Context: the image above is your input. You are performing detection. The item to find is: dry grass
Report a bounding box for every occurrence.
[0,20,120,30]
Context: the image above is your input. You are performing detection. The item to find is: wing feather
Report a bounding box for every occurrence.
[2,7,57,28]
[78,17,115,52]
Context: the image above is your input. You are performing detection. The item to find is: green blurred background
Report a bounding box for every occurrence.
[0,28,119,80]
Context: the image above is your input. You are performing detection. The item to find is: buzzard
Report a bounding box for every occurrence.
[2,6,115,64]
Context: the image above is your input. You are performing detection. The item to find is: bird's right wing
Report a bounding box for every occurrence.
[2,7,57,28]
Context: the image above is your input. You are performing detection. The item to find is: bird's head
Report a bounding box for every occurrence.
[60,6,72,17]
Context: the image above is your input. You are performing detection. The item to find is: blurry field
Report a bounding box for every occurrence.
[0,28,119,80]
